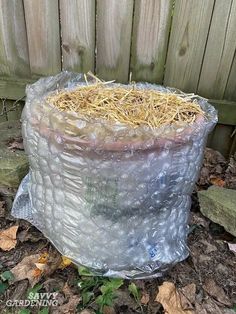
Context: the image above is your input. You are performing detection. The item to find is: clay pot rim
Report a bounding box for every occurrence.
[46,114,205,152]
[30,113,205,152]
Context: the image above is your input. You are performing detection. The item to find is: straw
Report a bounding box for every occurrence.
[47,76,204,129]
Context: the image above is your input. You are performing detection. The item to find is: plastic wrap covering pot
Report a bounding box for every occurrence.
[12,72,217,278]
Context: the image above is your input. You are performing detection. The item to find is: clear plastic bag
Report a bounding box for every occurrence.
[12,72,217,278]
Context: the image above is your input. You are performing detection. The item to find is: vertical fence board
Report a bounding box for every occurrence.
[130,0,172,83]
[0,0,30,77]
[60,0,95,73]
[198,0,236,99]
[23,0,61,77]
[164,0,214,92]
[96,0,134,82]
[224,53,236,101]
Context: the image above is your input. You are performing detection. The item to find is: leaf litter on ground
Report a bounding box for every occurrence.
[0,225,18,251]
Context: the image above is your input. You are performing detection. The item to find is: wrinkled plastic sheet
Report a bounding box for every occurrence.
[12,72,217,279]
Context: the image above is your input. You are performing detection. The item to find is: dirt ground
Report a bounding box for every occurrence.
[0,148,236,314]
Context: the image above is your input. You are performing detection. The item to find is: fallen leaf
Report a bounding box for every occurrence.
[32,267,43,279]
[10,249,66,287]
[179,293,193,311]
[11,254,41,286]
[198,148,226,188]
[180,283,196,310]
[62,282,73,298]
[155,282,194,314]
[103,306,116,314]
[59,256,72,269]
[51,295,81,314]
[34,263,47,271]
[203,278,232,307]
[195,302,208,314]
[32,252,50,278]
[228,243,236,254]
[17,228,44,243]
[204,148,226,166]
[200,240,217,253]
[32,248,62,278]
[141,292,150,305]
[199,254,212,263]
[210,177,225,187]
[11,279,28,301]
[43,278,65,293]
[43,248,62,276]
[38,252,49,263]
[114,290,138,311]
[0,225,18,251]
[198,298,224,314]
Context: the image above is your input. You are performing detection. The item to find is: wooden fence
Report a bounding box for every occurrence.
[0,0,236,156]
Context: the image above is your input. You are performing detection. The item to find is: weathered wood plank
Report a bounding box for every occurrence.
[130,0,173,83]
[60,0,95,73]
[164,0,214,92]
[224,51,236,101]
[23,0,61,77]
[0,77,35,100]
[198,0,236,99]
[96,0,134,82]
[209,99,236,126]
[0,0,30,77]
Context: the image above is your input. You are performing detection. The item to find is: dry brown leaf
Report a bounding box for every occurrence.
[0,225,18,251]
[203,278,232,307]
[11,254,41,286]
[198,298,224,314]
[180,283,196,310]
[200,240,217,254]
[10,249,69,287]
[141,292,150,305]
[210,177,225,187]
[51,295,81,314]
[17,228,44,243]
[103,306,116,314]
[62,282,73,298]
[114,290,138,311]
[155,282,194,314]
[195,302,208,314]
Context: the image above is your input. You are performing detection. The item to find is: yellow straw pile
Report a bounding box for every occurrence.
[47,76,204,129]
